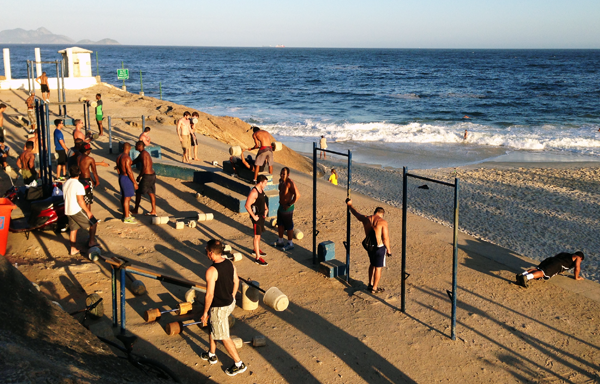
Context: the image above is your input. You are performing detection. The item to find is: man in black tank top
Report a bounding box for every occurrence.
[200,239,247,376]
[516,251,584,288]
[244,175,269,266]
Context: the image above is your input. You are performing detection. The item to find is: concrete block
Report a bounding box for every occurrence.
[330,259,347,277]
[318,241,335,262]
[175,221,184,230]
[319,262,336,278]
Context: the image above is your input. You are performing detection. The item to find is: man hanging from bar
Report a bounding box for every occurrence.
[346,198,392,294]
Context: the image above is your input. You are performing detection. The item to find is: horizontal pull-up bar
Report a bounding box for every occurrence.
[28,60,62,64]
[109,116,146,120]
[406,172,456,188]
[316,148,351,157]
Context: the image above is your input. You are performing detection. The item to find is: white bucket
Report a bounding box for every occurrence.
[197,213,214,222]
[272,141,283,152]
[152,216,169,225]
[242,281,260,311]
[263,286,289,311]
[229,146,242,156]
[232,252,243,262]
[231,336,243,349]
[270,218,277,228]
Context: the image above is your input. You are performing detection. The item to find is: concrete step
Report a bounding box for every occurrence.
[202,182,278,215]
[212,172,277,195]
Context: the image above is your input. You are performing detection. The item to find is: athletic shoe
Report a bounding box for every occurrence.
[123,217,138,225]
[252,250,267,256]
[254,257,268,266]
[516,274,528,288]
[200,352,218,365]
[225,362,247,376]
[274,240,285,248]
[282,243,295,251]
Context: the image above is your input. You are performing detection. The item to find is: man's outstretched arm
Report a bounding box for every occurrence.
[346,198,365,221]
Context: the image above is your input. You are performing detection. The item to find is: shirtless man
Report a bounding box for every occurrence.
[249,126,273,182]
[77,143,100,210]
[17,141,38,184]
[26,92,37,133]
[67,138,83,170]
[275,167,300,251]
[190,111,200,161]
[346,199,391,294]
[139,127,151,146]
[36,72,50,102]
[73,119,90,143]
[0,103,6,142]
[116,143,138,224]
[132,141,157,216]
[176,112,191,163]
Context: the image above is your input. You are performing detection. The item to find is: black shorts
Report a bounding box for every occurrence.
[138,173,156,195]
[41,84,49,93]
[79,178,94,205]
[251,217,265,236]
[56,150,67,165]
[191,133,198,147]
[277,205,294,231]
[538,259,569,279]
[368,246,387,268]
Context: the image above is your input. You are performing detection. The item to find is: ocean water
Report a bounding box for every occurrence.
[4,45,600,168]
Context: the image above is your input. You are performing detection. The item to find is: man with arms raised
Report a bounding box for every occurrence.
[275,167,300,251]
[17,141,37,184]
[63,165,99,255]
[131,141,157,216]
[176,112,191,163]
[244,175,269,266]
[249,126,274,183]
[116,143,138,224]
[200,239,247,377]
[346,199,391,294]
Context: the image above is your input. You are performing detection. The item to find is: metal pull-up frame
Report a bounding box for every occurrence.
[312,142,353,282]
[26,59,67,116]
[402,166,460,340]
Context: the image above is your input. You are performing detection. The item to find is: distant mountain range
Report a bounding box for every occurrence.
[0,27,120,45]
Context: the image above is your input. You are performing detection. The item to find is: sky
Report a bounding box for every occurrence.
[2,0,600,48]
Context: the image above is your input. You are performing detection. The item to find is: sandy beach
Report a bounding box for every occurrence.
[1,84,600,383]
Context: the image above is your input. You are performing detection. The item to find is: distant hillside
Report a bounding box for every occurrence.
[0,27,119,45]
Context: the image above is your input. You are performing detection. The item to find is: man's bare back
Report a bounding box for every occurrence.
[17,150,35,171]
[252,130,271,148]
[137,150,154,175]
[26,95,35,109]
[279,178,298,208]
[78,154,99,186]
[116,152,133,175]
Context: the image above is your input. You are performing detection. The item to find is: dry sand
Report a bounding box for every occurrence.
[1,85,600,383]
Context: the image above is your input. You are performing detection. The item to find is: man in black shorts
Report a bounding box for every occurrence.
[54,119,68,181]
[516,251,584,288]
[275,167,300,251]
[132,141,157,216]
[244,175,269,266]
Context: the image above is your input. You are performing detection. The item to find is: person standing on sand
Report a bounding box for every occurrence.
[63,165,99,255]
[36,72,50,102]
[319,135,327,159]
[17,141,37,184]
[177,112,192,163]
[200,239,247,377]
[346,198,391,294]
[191,112,200,161]
[54,119,68,181]
[244,175,269,266]
[26,92,36,133]
[516,251,584,288]
[131,141,157,216]
[95,94,104,136]
[0,103,7,142]
[73,119,90,143]
[329,168,338,185]
[139,127,151,146]
[275,167,300,251]
[116,143,138,224]
[77,143,104,211]
[249,126,273,183]
[67,138,83,171]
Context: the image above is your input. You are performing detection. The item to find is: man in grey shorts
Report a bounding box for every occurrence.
[249,126,274,182]
[63,165,99,255]
[200,239,247,377]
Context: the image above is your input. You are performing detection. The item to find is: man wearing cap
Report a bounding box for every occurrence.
[131,141,157,216]
[77,143,100,210]
[516,251,585,288]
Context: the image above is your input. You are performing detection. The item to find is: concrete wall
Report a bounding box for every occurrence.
[0,77,98,90]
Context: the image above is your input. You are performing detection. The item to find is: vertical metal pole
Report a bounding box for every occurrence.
[85,103,90,133]
[111,266,118,327]
[45,103,52,184]
[108,116,112,154]
[121,61,125,89]
[61,60,67,117]
[346,150,352,282]
[55,61,61,115]
[159,82,162,100]
[401,167,408,312]
[83,104,87,133]
[120,268,126,334]
[142,115,145,130]
[35,99,45,184]
[312,142,317,265]
[451,178,460,341]
[27,61,31,94]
